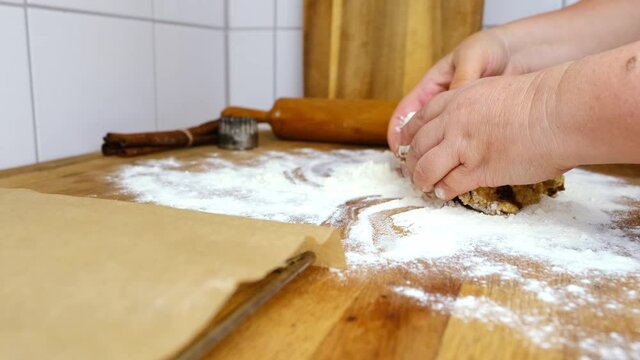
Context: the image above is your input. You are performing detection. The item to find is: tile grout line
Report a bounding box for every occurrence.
[0,1,229,30]
[22,5,40,162]
[151,0,159,131]
[273,0,278,101]
[0,1,21,9]
[230,26,301,30]
[224,0,231,107]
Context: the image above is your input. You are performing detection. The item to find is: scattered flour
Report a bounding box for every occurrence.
[111,148,640,357]
[113,149,417,224]
[392,285,640,357]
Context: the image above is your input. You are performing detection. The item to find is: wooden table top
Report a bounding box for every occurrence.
[1,131,639,359]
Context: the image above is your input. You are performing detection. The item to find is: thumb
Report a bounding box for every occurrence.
[433,165,478,201]
[449,56,485,89]
[388,54,454,153]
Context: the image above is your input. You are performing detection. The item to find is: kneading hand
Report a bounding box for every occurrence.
[387,29,524,153]
[399,65,573,201]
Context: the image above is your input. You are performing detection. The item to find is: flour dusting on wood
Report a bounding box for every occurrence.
[111,148,640,357]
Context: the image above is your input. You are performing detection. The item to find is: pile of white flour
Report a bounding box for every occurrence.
[111,148,640,357]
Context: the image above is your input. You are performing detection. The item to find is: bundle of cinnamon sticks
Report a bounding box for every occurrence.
[102,120,219,157]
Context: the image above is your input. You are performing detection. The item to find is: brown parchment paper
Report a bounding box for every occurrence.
[0,188,345,360]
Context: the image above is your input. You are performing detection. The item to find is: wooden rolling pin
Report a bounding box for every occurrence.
[221,98,397,146]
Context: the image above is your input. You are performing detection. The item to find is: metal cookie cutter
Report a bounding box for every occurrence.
[218,116,258,150]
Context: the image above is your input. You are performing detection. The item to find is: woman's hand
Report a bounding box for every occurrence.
[389,0,640,156]
[399,65,574,200]
[387,29,525,153]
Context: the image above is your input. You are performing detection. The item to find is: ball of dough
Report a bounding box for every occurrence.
[455,176,565,215]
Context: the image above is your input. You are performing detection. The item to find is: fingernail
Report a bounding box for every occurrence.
[398,145,410,159]
[434,187,445,200]
[400,111,417,128]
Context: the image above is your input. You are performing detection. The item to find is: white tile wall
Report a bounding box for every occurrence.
[0,6,36,169]
[0,0,579,169]
[228,30,274,109]
[276,0,302,28]
[275,30,303,98]
[155,24,226,130]
[27,0,153,18]
[29,9,155,161]
[228,0,274,28]
[153,0,224,27]
[483,0,563,26]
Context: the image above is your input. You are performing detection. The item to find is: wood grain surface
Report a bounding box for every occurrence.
[304,0,484,100]
[1,131,639,359]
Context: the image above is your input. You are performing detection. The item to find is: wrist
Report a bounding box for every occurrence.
[550,57,607,168]
[553,42,640,166]
[531,62,581,171]
[486,25,532,74]
[484,26,513,56]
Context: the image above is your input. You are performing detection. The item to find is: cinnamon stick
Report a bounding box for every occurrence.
[102,120,219,157]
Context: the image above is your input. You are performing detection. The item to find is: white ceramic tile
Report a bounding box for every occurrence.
[276,0,302,28]
[228,0,274,28]
[0,6,36,169]
[3,0,24,4]
[483,0,562,26]
[154,0,224,27]
[228,30,274,109]
[29,9,155,161]
[155,24,226,130]
[275,30,302,98]
[27,0,153,18]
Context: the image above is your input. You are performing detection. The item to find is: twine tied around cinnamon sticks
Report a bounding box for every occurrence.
[102,120,219,157]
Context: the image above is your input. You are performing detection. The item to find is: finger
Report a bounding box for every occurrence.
[388,54,454,153]
[404,117,445,176]
[449,51,485,89]
[411,140,460,193]
[399,90,455,148]
[434,165,479,201]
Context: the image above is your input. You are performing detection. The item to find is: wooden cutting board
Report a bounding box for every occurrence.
[1,133,639,359]
[304,0,484,100]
